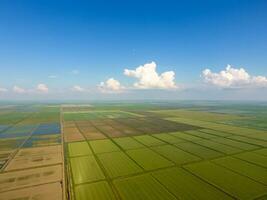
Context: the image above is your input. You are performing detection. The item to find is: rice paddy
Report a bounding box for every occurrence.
[0,102,267,199]
[0,105,63,200]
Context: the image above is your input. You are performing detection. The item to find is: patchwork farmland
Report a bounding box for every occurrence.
[0,102,267,199]
[0,105,63,200]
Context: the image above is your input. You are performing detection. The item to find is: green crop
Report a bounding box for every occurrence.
[185,161,267,200]
[98,151,142,178]
[126,148,174,170]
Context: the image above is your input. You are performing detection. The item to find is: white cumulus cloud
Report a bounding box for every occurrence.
[36,83,49,93]
[251,76,267,87]
[99,78,124,93]
[202,65,267,88]
[13,85,26,93]
[124,61,177,89]
[72,85,85,92]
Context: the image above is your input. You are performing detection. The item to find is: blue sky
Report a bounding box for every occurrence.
[0,0,267,100]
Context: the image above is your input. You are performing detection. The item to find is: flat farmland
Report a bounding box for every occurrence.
[1,102,267,199]
[97,151,143,178]
[69,155,105,184]
[184,161,267,199]
[0,105,64,200]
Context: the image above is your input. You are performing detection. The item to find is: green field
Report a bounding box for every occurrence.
[0,101,267,199]
[98,151,143,178]
[185,161,267,199]
[70,155,105,184]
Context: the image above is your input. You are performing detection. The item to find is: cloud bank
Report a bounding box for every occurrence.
[2,62,266,100]
[11,84,49,94]
[13,86,26,93]
[124,61,177,89]
[202,65,267,88]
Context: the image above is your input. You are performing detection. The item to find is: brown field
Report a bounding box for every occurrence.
[0,182,63,200]
[0,165,62,192]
